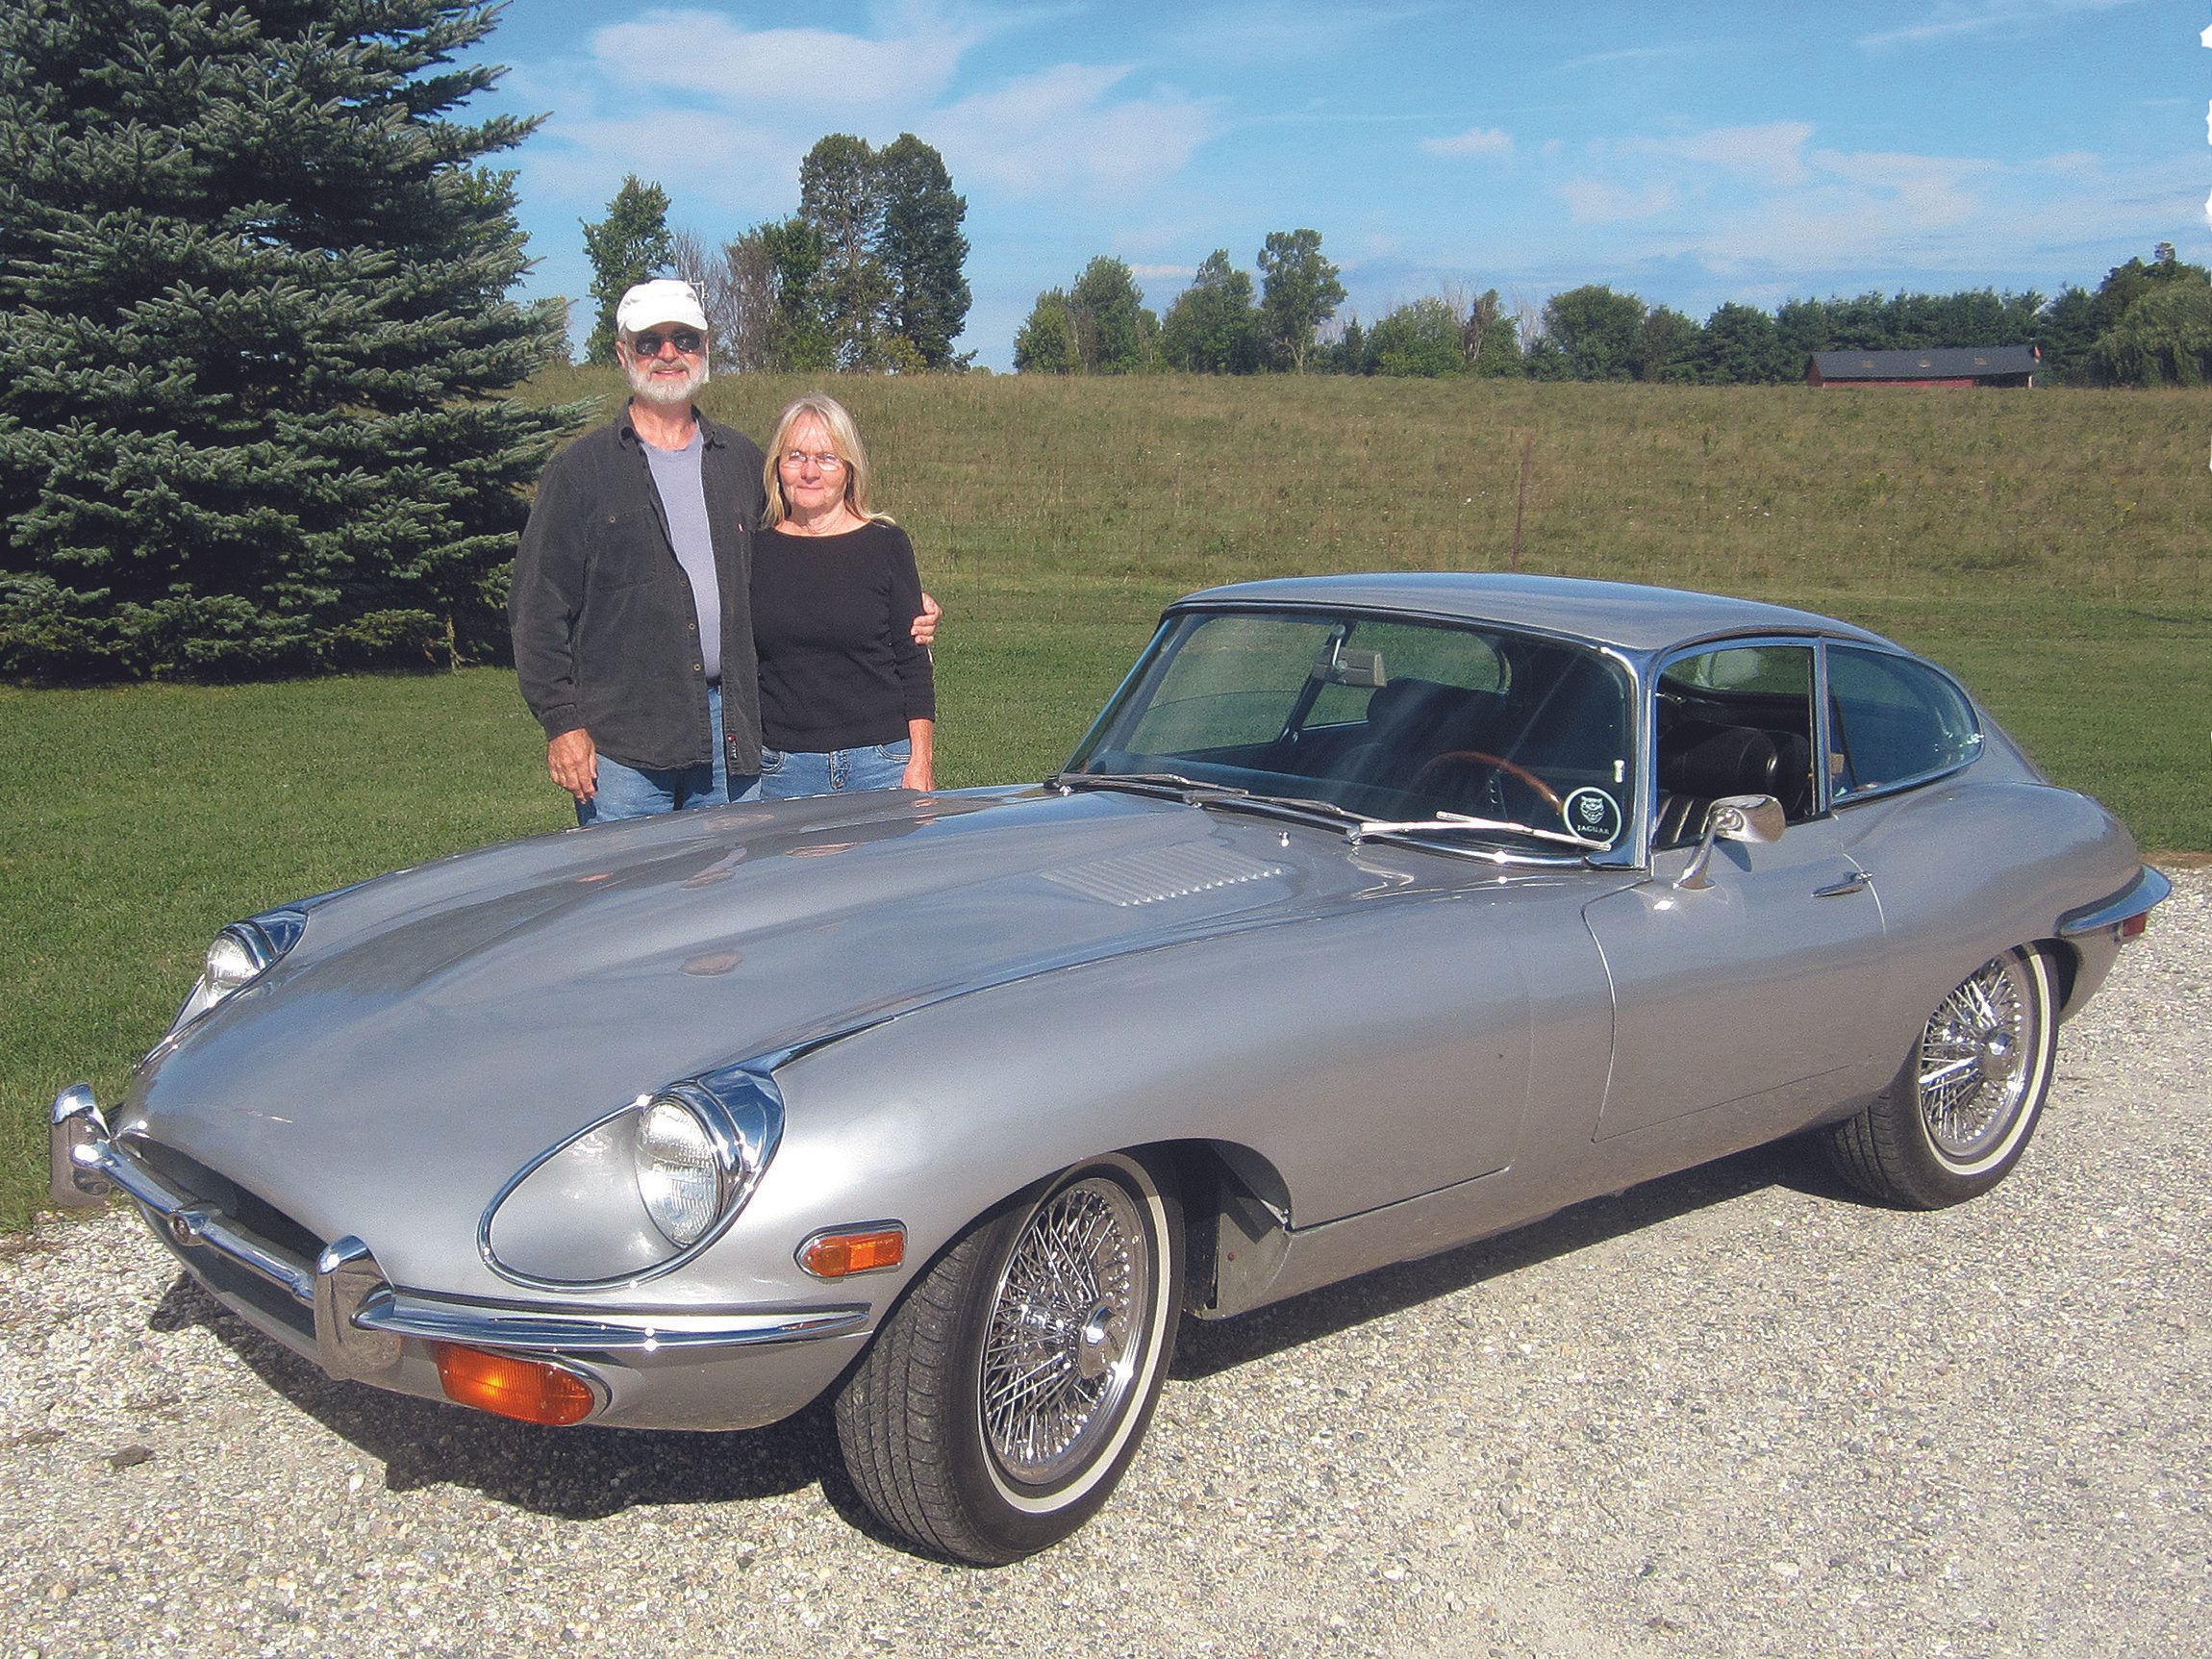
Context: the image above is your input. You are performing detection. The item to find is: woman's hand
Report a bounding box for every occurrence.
[903,719,935,791]
[912,591,942,648]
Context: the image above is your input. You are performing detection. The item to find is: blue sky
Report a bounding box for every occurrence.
[468,1,2210,367]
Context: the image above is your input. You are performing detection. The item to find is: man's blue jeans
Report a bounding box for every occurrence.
[577,686,763,825]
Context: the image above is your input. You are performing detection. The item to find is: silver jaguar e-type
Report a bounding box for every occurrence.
[52,573,2167,1563]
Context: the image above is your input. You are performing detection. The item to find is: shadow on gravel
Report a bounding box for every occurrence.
[143,1133,1856,1530]
[1173,1136,1851,1380]
[148,1274,835,1521]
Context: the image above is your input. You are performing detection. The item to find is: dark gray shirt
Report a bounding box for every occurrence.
[510,408,768,773]
[641,424,720,682]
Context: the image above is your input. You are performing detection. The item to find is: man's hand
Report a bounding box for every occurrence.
[912,591,943,648]
[548,728,598,802]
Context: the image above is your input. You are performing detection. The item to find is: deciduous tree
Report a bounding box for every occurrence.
[1160,251,1260,373]
[877,134,971,370]
[1257,229,1345,372]
[1542,285,1646,380]
[1014,289,1080,373]
[0,0,576,680]
[799,134,892,369]
[582,176,675,364]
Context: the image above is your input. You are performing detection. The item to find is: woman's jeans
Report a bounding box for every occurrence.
[759,739,912,800]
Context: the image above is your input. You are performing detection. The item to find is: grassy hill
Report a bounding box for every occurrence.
[4,371,2205,1227]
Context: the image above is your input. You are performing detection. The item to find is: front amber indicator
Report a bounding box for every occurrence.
[432,1343,595,1426]
[801,1226,906,1278]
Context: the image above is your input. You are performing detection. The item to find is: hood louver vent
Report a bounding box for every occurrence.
[1042,844,1290,908]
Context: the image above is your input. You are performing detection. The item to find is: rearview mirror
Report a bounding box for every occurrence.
[1673,793,1785,891]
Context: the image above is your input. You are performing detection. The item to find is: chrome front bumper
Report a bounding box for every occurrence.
[50,1086,869,1425]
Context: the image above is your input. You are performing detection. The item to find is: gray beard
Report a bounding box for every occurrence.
[624,356,707,406]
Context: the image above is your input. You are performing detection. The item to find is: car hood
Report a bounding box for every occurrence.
[124,785,1453,1254]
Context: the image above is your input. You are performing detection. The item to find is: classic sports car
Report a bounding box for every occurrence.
[54,573,2167,1564]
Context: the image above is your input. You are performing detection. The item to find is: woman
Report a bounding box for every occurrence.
[752,394,935,799]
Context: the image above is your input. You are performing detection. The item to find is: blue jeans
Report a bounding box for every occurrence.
[578,686,763,825]
[759,739,911,800]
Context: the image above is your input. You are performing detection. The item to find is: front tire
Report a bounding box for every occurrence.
[835,1153,1182,1564]
[1824,944,2057,1209]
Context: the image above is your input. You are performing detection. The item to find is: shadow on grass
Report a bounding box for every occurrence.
[144,1134,1857,1538]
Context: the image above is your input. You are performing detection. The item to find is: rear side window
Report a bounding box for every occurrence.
[1827,646,1981,800]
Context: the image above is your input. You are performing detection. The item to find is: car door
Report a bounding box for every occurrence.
[1580,641,1898,1143]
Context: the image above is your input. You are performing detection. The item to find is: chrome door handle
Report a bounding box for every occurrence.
[1813,870,1872,897]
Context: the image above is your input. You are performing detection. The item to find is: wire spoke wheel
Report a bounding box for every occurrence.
[979,1176,1147,1487]
[1822,944,2057,1208]
[1917,954,2034,1161]
[835,1153,1181,1564]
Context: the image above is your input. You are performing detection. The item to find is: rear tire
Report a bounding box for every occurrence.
[1824,944,2057,1209]
[834,1152,1182,1564]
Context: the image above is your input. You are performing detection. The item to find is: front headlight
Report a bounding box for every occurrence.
[635,1093,725,1247]
[169,909,309,1034]
[481,1066,785,1289]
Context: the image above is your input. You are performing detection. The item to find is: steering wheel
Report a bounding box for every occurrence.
[1408,748,1566,820]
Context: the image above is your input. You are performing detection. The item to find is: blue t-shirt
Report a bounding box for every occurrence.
[641,424,720,682]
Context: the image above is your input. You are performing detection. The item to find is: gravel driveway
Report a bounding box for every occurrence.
[4,871,2205,1659]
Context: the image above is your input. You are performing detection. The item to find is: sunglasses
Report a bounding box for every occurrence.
[629,328,704,358]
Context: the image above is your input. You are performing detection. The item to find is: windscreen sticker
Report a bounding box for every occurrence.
[1564,787,1623,843]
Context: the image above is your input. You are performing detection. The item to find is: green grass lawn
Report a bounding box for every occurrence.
[6,373,2206,1229]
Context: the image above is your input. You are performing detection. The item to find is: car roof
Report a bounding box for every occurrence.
[1169,572,1897,656]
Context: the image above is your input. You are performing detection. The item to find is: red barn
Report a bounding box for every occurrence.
[1805,345,2040,388]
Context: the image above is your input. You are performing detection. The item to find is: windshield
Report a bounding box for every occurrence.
[1065,609,1634,851]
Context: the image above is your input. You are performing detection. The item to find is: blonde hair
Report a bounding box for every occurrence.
[762,393,894,528]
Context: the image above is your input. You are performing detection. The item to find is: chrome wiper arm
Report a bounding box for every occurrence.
[1048,770,1245,802]
[1348,811,1611,853]
[1192,792,1370,831]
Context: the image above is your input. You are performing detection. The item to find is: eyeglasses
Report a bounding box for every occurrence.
[778,450,846,471]
[628,328,704,358]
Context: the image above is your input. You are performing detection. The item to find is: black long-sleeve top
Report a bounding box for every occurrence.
[751,521,936,751]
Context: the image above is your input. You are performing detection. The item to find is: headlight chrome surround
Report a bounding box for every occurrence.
[167,908,310,1036]
[481,1064,786,1290]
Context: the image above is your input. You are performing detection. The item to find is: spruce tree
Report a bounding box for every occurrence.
[0,0,576,680]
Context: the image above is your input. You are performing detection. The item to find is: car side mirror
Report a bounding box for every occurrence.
[1672,793,1786,891]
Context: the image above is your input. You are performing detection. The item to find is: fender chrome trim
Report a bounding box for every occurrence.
[49,1089,872,1363]
[2057,865,2172,938]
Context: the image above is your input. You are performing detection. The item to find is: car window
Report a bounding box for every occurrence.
[1065,608,1632,851]
[1827,645,1981,799]
[1123,616,1337,753]
[1653,644,1818,845]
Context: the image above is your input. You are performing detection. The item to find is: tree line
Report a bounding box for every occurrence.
[581,133,971,375]
[1016,240,2212,389]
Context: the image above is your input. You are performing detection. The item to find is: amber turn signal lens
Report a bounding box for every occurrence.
[2119,912,2149,941]
[800,1226,905,1278]
[432,1343,595,1426]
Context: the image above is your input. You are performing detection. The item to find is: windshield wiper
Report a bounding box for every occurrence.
[1054,774,1608,857]
[1048,770,1244,802]
[1348,812,1612,853]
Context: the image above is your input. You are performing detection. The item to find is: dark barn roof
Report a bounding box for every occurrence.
[1808,345,2040,383]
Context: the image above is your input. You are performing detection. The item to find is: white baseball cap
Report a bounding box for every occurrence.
[616,278,709,334]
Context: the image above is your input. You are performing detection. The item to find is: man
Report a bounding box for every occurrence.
[511,278,937,822]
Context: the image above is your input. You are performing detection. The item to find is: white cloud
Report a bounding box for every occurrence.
[585,9,974,111]
[1421,126,1513,159]
[933,64,1220,198]
[1639,122,1814,188]
[518,7,1222,221]
[1558,177,1676,224]
[1859,0,2140,50]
